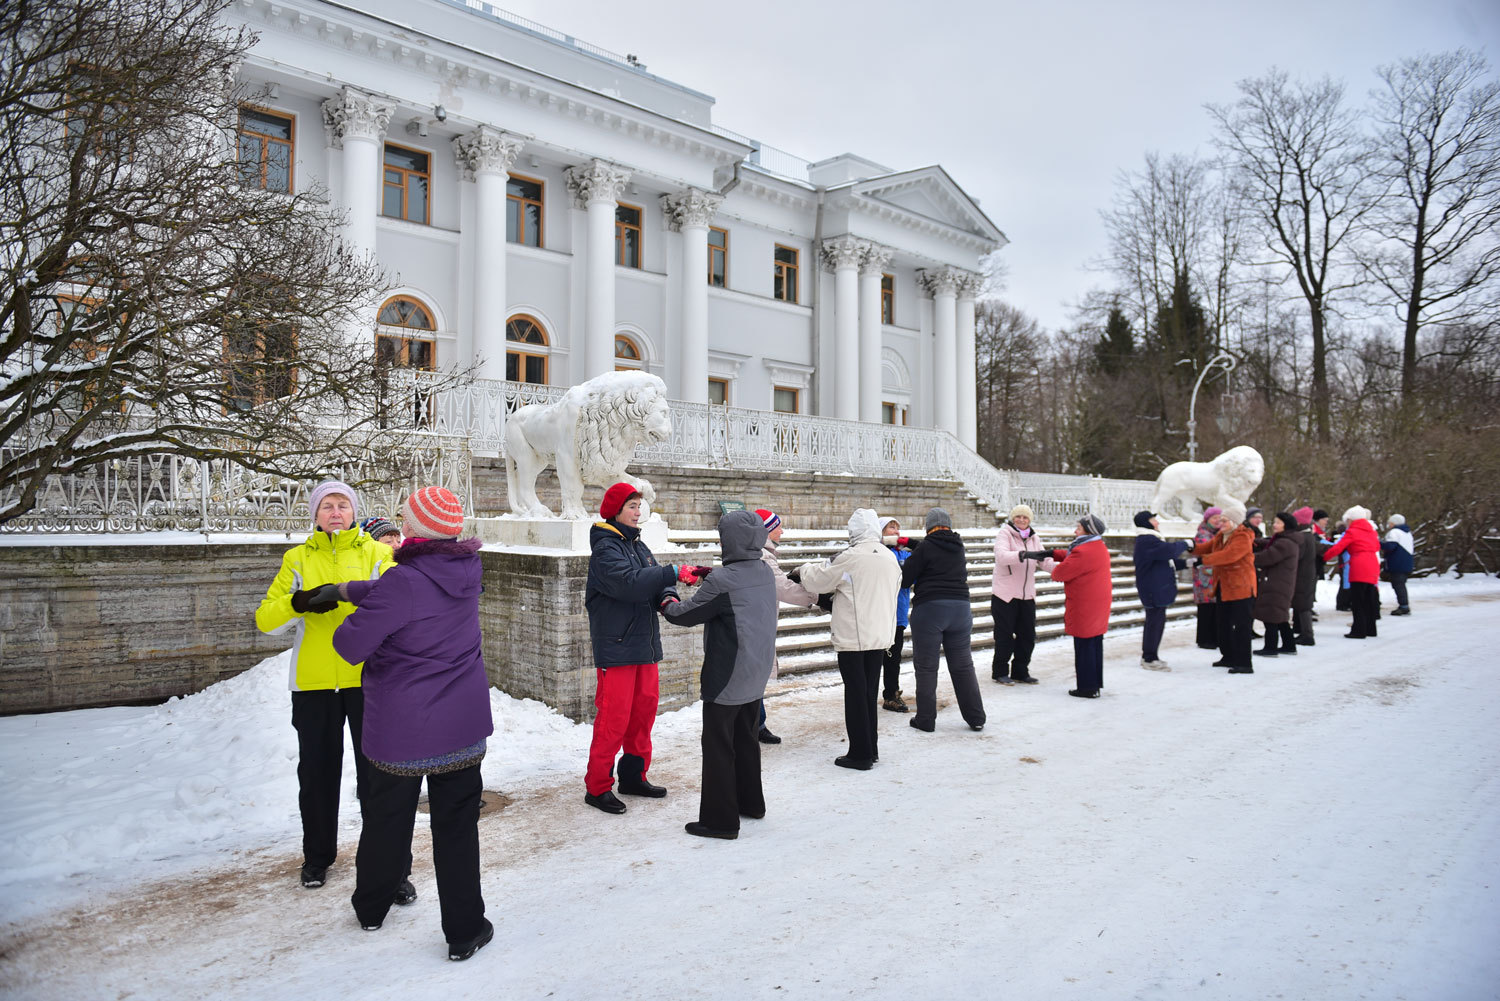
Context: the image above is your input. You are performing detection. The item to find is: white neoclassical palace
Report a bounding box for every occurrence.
[228,0,1006,447]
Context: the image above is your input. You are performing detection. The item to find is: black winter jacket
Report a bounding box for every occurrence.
[900,529,971,607]
[585,521,679,668]
[1291,525,1319,611]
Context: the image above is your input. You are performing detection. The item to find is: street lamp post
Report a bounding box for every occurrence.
[1184,349,1237,461]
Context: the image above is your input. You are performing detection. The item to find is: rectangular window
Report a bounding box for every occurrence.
[224,321,297,411]
[708,227,728,288]
[238,106,294,193]
[382,143,430,224]
[615,203,642,268]
[506,175,544,247]
[708,377,728,406]
[881,273,894,325]
[882,402,896,425]
[773,386,799,413]
[773,245,799,303]
[507,351,547,385]
[375,335,435,370]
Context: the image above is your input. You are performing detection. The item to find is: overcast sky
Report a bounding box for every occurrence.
[495,0,1499,333]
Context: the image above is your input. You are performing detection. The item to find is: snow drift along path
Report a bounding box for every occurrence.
[1,576,1498,1000]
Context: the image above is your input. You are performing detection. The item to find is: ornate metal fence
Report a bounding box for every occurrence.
[0,440,473,535]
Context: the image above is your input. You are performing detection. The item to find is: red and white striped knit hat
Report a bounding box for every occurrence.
[402,486,466,539]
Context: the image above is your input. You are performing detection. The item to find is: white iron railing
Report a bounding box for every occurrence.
[394,372,1158,530]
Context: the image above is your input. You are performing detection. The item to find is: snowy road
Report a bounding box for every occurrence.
[2,578,1498,1000]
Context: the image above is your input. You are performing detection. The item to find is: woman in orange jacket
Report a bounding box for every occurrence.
[1190,500,1258,673]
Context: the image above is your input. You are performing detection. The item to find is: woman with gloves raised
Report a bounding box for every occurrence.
[1131,510,1190,670]
[582,482,692,814]
[1024,514,1113,698]
[255,480,396,891]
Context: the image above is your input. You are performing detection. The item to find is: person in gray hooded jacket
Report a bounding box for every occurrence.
[663,509,779,839]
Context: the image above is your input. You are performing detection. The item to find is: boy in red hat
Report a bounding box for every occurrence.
[582,482,697,814]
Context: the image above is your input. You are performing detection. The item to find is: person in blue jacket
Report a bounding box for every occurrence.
[1382,514,1415,615]
[879,517,912,712]
[1132,510,1191,670]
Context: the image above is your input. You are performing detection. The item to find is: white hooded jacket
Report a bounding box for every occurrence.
[797,508,901,652]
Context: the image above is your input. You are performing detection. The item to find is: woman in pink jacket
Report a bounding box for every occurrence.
[989,504,1055,685]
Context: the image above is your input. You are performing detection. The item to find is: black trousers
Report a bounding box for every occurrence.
[700,701,765,831]
[1073,635,1104,691]
[1216,597,1254,667]
[1195,602,1218,649]
[291,688,370,869]
[1350,581,1380,637]
[1390,573,1409,609]
[1142,606,1167,662]
[1293,606,1314,642]
[882,623,907,698]
[352,764,486,945]
[990,597,1038,679]
[837,650,884,763]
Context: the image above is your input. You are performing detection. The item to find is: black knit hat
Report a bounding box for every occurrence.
[1133,510,1156,529]
[1273,511,1299,533]
[1312,508,1329,521]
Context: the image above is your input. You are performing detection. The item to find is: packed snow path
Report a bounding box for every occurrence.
[2,578,1497,1000]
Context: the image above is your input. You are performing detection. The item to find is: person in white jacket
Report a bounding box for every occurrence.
[792,508,900,770]
[989,504,1055,685]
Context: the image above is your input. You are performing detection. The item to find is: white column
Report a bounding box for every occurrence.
[564,159,631,381]
[921,268,960,436]
[955,271,983,450]
[858,243,894,424]
[661,188,723,405]
[821,236,868,421]
[321,88,392,348]
[454,127,525,380]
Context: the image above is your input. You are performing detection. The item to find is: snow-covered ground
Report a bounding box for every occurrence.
[2,575,1498,1000]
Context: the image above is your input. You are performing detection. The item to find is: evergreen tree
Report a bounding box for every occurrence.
[1093,306,1135,375]
[1155,268,1210,377]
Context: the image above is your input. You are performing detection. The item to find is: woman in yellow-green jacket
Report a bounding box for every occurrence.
[256,480,396,891]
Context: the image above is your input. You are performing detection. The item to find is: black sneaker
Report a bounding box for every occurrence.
[834,755,874,770]
[1068,689,1100,699]
[758,727,783,744]
[996,676,1016,686]
[449,919,494,962]
[909,718,935,732]
[1228,666,1254,674]
[393,879,417,906]
[685,821,738,839]
[1253,647,1279,657]
[584,790,627,814]
[300,864,328,888]
[361,921,382,931]
[1014,675,1039,685]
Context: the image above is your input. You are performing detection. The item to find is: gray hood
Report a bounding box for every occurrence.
[719,508,769,563]
[847,508,882,546]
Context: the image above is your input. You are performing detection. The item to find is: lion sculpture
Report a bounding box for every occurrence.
[504,371,672,520]
[1150,445,1264,520]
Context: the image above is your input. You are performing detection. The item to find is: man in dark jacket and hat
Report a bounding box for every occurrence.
[663,510,779,839]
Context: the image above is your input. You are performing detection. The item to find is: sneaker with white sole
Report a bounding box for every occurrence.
[1141,658,1171,672]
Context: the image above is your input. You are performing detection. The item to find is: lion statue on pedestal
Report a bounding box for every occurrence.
[1150,445,1264,520]
[504,371,672,520]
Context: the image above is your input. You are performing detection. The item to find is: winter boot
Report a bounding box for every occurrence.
[393,878,417,906]
[1392,606,1411,616]
[1068,688,1100,699]
[616,753,667,797]
[882,691,909,712]
[1253,642,1279,657]
[584,790,627,814]
[1013,670,1039,685]
[1277,624,1298,655]
[758,727,782,744]
[300,864,328,888]
[449,919,494,962]
[685,821,738,839]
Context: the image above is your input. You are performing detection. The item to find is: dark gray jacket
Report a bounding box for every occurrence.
[663,510,778,705]
[1291,524,1319,611]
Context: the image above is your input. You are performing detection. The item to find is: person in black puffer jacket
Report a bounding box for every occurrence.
[583,482,690,815]
[900,508,986,732]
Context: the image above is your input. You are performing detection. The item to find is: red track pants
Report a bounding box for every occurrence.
[584,663,659,795]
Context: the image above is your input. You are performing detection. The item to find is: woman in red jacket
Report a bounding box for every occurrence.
[1323,504,1381,639]
[1025,514,1113,699]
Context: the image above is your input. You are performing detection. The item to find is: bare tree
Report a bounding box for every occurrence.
[1363,49,1500,399]
[0,0,451,525]
[974,300,1044,468]
[1209,70,1377,442]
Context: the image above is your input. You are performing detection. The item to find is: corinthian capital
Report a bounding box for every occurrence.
[453,127,525,181]
[564,159,631,208]
[955,269,986,300]
[917,266,962,298]
[859,242,895,277]
[660,188,723,231]
[321,87,394,148]
[820,234,870,273]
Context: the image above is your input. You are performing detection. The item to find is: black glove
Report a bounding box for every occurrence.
[816,593,834,612]
[292,583,343,614]
[1019,550,1049,561]
[786,565,803,583]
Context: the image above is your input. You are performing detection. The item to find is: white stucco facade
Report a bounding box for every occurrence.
[229,0,1007,444]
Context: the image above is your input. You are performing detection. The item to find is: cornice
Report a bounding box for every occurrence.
[235,0,748,168]
[827,191,1000,254]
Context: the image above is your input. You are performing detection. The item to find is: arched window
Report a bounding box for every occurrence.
[375,295,435,370]
[614,334,642,371]
[506,315,548,384]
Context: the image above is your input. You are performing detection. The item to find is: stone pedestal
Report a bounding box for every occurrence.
[468,514,680,554]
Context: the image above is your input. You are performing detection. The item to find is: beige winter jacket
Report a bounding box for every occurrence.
[796,509,900,652]
[761,538,816,678]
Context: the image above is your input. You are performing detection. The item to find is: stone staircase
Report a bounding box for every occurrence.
[670,528,1197,676]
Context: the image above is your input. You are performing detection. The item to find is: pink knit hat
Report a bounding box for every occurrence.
[309,480,357,529]
[1202,506,1222,520]
[403,486,466,539]
[1293,506,1314,526]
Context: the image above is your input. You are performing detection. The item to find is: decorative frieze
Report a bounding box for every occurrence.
[452,126,526,181]
[320,86,394,148]
[660,187,723,231]
[564,158,631,207]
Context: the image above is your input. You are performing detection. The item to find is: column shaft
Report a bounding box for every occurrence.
[933,289,958,435]
[680,223,710,404]
[473,170,507,380]
[585,199,616,379]
[834,264,860,421]
[956,289,978,449]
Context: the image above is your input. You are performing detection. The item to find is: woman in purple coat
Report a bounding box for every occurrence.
[331,485,495,963]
